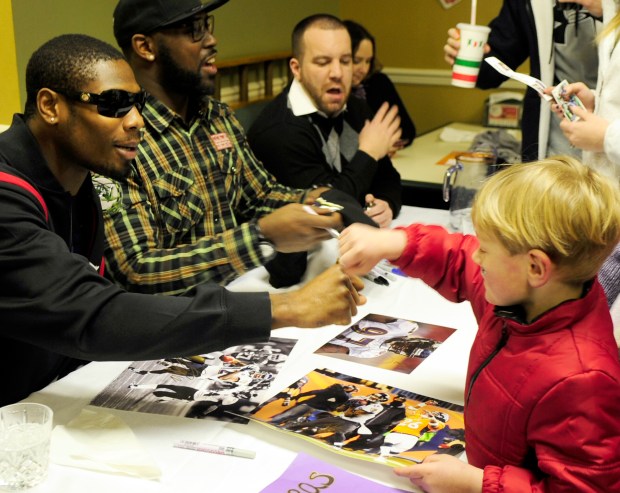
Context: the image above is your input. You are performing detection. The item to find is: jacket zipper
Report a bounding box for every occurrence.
[466,325,509,406]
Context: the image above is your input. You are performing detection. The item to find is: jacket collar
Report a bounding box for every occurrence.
[494,279,596,333]
[0,114,65,196]
[0,114,105,268]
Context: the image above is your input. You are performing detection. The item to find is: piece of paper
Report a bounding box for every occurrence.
[484,57,552,101]
[439,126,479,143]
[259,452,410,493]
[51,408,161,480]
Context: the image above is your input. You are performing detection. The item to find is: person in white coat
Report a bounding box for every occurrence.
[553,0,620,181]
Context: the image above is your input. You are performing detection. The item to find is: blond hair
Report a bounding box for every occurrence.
[471,156,620,283]
[598,8,620,45]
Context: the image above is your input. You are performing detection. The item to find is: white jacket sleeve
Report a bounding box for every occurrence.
[603,119,620,171]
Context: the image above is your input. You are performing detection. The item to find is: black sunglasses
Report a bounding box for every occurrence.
[58,89,146,118]
[164,14,215,42]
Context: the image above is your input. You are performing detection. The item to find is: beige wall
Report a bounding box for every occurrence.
[8,0,510,134]
[10,0,338,107]
[340,0,506,134]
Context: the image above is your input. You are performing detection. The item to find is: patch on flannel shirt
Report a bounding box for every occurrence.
[92,174,123,214]
[210,132,233,151]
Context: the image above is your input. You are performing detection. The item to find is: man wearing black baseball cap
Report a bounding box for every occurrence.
[106,0,346,296]
[113,0,230,49]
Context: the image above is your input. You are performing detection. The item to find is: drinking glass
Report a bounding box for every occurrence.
[0,403,53,490]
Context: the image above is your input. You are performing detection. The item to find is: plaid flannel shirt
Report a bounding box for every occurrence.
[103,95,304,295]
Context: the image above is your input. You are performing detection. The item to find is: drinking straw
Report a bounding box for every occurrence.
[470,0,477,25]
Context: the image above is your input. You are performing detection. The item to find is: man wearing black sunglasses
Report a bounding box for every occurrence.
[106,0,352,296]
[0,34,365,406]
[51,89,147,120]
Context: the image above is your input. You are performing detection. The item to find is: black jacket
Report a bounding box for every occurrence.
[0,115,271,405]
[247,88,402,216]
[475,0,543,162]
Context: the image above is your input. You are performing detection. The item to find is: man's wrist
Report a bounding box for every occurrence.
[253,219,276,261]
[270,292,299,329]
[357,147,380,162]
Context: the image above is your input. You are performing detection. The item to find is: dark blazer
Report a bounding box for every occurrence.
[247,87,402,216]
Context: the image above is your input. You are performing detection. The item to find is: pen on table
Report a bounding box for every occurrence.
[372,266,397,282]
[302,205,340,239]
[364,270,389,286]
[173,440,256,459]
[370,261,397,282]
[378,260,406,278]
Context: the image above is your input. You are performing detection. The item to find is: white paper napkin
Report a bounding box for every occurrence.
[439,126,479,143]
[51,408,161,480]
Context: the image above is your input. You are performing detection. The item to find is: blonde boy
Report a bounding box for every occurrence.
[339,157,620,493]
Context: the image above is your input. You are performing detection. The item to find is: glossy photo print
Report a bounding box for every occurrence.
[90,338,296,423]
[250,368,466,466]
[315,313,456,374]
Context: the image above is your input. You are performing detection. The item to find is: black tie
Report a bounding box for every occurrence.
[309,112,344,139]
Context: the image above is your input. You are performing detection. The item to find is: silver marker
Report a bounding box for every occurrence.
[173,440,256,459]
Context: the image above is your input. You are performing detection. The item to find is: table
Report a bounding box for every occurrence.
[392,122,520,209]
[22,206,478,493]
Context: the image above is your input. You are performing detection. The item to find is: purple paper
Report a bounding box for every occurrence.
[259,453,411,493]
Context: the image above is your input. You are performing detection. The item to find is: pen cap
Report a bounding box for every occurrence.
[234,448,256,459]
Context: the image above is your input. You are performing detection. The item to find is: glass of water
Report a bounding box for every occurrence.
[0,403,53,490]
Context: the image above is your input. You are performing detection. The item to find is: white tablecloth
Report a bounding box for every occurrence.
[23,207,477,493]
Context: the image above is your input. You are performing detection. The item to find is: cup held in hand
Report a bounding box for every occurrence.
[452,23,491,88]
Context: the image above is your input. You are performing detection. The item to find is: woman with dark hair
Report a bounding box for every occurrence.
[344,20,416,150]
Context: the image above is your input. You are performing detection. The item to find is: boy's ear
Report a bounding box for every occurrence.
[526,249,553,288]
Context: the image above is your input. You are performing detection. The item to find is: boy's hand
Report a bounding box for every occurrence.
[338,224,407,275]
[394,454,483,493]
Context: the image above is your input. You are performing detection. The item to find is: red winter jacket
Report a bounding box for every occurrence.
[395,224,620,493]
